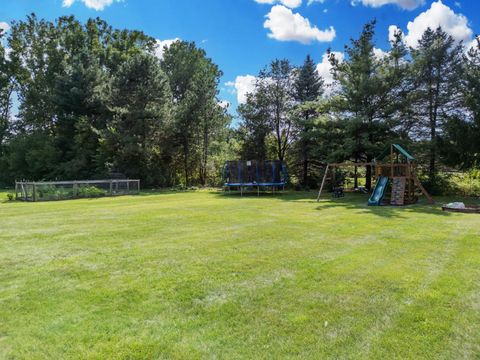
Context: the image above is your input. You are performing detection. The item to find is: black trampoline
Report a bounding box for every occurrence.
[222,160,288,195]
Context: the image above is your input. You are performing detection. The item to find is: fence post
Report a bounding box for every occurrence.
[127,180,130,193]
[33,183,37,202]
[73,181,78,198]
[109,180,113,195]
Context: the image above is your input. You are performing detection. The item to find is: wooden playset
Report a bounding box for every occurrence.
[316,144,434,205]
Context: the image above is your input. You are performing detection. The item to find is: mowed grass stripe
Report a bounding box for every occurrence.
[0,190,479,359]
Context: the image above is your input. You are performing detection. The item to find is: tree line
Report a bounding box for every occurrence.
[0,14,230,187]
[1,16,479,192]
[238,21,480,192]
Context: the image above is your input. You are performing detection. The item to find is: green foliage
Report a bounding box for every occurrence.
[0,14,229,187]
[36,185,73,200]
[0,15,478,190]
[322,21,401,189]
[6,193,14,201]
[161,41,229,186]
[292,55,324,187]
[410,27,465,179]
[238,59,296,164]
[77,185,108,198]
[102,52,172,186]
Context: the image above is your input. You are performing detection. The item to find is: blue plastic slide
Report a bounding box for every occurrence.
[368,176,389,206]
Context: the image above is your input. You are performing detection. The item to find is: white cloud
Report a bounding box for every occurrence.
[403,0,473,48]
[264,5,335,44]
[62,0,120,11]
[351,0,425,10]
[218,100,231,110]
[154,38,180,60]
[307,0,326,5]
[62,0,75,7]
[0,22,10,33]
[316,51,344,96]
[225,75,257,104]
[388,24,402,43]
[373,47,389,59]
[255,0,302,9]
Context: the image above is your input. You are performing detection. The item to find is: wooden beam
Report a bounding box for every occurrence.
[328,162,376,167]
[317,164,330,202]
[412,172,435,204]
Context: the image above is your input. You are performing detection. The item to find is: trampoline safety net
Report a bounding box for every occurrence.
[223,160,288,186]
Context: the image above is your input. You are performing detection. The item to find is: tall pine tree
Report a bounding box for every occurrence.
[410,27,464,180]
[294,55,323,187]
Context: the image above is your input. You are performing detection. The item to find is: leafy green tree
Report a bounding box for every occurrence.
[237,90,271,161]
[238,59,296,163]
[161,41,224,186]
[5,14,156,182]
[259,59,296,163]
[0,29,13,155]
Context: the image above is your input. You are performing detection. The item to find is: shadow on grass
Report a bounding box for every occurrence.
[214,189,452,218]
[314,199,450,219]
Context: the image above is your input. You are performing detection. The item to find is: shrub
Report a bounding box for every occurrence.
[6,193,14,201]
[77,185,107,198]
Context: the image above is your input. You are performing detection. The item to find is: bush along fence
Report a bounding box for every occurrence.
[15,180,140,201]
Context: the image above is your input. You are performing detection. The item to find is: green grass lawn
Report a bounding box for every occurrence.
[1,190,480,359]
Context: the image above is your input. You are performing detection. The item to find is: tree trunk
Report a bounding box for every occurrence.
[354,166,358,189]
[302,155,308,187]
[429,123,436,179]
[429,67,441,180]
[301,118,309,187]
[183,141,189,186]
[365,155,373,190]
[200,125,209,186]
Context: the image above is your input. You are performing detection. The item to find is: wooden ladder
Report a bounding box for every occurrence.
[317,165,329,202]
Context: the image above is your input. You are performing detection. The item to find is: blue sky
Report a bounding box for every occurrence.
[1,0,479,116]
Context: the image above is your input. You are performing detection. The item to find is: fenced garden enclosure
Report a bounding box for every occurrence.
[15,179,140,201]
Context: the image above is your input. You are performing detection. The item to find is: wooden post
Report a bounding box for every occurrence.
[127,180,130,193]
[109,180,113,195]
[20,182,26,201]
[332,167,336,191]
[33,183,37,202]
[73,181,78,198]
[412,172,435,204]
[390,144,394,179]
[15,182,18,200]
[317,164,330,202]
